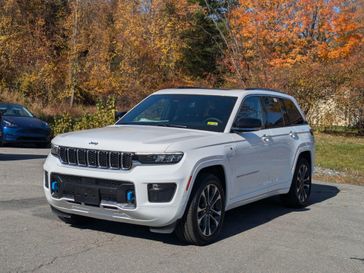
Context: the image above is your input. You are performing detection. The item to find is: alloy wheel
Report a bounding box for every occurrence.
[296,163,311,203]
[197,184,223,237]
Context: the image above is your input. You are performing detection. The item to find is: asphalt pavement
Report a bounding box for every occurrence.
[0,147,363,273]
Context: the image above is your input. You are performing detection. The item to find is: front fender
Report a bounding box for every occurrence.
[175,153,231,220]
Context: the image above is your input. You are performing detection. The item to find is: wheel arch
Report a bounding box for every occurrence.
[292,149,313,176]
[178,161,229,220]
[193,165,227,196]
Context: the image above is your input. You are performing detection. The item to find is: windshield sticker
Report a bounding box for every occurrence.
[207,121,218,126]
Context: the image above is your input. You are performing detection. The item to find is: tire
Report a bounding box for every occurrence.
[175,173,225,245]
[281,157,312,208]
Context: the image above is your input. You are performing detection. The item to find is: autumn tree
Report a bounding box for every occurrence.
[0,0,68,103]
[226,0,363,114]
[110,0,199,105]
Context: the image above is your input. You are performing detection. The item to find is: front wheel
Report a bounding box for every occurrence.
[281,157,312,208]
[175,173,225,245]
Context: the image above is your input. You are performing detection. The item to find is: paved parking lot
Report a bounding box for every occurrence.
[0,147,363,273]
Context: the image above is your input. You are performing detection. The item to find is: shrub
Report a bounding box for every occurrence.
[51,97,116,136]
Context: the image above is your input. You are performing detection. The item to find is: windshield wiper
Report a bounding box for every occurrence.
[156,123,188,128]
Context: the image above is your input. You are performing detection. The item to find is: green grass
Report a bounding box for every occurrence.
[315,133,364,176]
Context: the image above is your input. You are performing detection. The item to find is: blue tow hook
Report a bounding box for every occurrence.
[126,190,135,203]
[51,181,59,192]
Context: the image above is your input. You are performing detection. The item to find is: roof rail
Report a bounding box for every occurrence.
[173,86,287,94]
[244,87,287,94]
[176,86,231,90]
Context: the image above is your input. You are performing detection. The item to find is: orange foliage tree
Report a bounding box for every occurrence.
[227,0,363,84]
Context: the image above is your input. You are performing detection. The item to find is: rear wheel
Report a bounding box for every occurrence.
[175,173,225,245]
[281,157,312,208]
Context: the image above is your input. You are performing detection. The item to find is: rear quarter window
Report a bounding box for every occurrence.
[283,99,306,125]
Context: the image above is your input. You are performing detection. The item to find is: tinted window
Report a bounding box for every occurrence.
[233,96,263,129]
[261,96,284,128]
[283,99,305,125]
[0,104,33,117]
[118,94,237,132]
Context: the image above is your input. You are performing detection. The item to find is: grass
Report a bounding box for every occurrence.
[314,133,364,185]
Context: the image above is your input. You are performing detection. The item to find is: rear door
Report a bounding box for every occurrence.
[260,96,292,189]
[281,97,310,176]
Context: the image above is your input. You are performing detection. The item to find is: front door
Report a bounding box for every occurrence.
[229,96,275,202]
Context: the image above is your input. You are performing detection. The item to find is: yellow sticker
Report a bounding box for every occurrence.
[207,121,218,126]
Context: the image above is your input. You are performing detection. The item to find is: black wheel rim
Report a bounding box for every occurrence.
[197,184,222,237]
[296,163,311,203]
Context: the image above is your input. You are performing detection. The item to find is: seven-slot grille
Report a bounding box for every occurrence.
[59,147,133,170]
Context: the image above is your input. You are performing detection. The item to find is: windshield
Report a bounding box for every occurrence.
[117,94,237,132]
[0,104,33,118]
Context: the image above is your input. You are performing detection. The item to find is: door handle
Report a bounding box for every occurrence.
[289,131,297,139]
[262,134,271,142]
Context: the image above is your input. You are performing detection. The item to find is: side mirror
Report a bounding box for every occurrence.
[231,118,262,132]
[115,111,127,120]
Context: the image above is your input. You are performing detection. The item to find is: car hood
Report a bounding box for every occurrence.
[52,125,223,153]
[3,116,48,129]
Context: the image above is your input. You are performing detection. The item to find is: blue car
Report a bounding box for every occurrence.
[0,103,51,147]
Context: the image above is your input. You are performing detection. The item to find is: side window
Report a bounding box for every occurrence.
[283,99,305,125]
[233,96,264,130]
[261,96,284,128]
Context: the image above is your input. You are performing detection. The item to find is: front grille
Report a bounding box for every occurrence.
[122,153,133,169]
[87,150,97,167]
[110,152,120,169]
[68,148,77,165]
[19,128,50,135]
[98,151,109,168]
[60,147,68,163]
[58,146,133,170]
[77,149,87,166]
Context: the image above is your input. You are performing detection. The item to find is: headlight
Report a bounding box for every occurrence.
[134,152,183,164]
[51,144,60,158]
[42,121,50,128]
[3,120,18,128]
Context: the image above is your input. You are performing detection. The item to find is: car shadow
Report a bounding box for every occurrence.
[67,183,339,246]
[0,153,47,161]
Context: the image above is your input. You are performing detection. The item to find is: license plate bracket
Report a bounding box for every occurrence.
[74,186,100,206]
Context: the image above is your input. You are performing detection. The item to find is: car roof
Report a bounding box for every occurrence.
[154,88,293,99]
[0,102,24,107]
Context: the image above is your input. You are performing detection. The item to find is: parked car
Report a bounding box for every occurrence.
[0,103,51,147]
[44,88,314,245]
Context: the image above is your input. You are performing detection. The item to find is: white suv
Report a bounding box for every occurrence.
[44,88,314,245]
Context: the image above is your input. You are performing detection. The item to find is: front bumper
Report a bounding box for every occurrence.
[43,154,191,227]
[2,127,51,143]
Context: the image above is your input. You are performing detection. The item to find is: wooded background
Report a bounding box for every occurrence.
[0,0,363,131]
